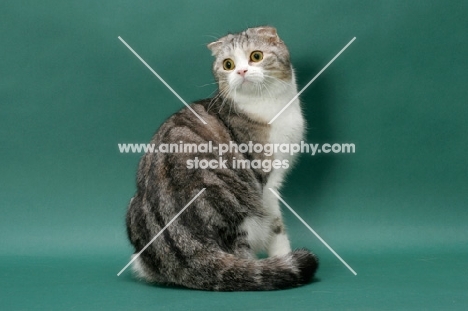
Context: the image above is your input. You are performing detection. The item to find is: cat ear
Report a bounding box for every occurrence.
[256,26,277,37]
[207,41,223,55]
[249,26,282,43]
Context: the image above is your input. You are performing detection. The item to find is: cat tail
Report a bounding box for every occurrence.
[187,248,318,291]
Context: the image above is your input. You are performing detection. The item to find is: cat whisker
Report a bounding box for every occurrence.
[263,74,291,88]
[228,91,234,119]
[207,90,225,112]
[218,87,233,114]
[261,82,275,99]
[197,81,219,88]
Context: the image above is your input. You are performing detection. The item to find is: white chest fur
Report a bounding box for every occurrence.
[266,97,304,189]
[234,77,305,188]
[236,80,304,254]
[234,77,305,147]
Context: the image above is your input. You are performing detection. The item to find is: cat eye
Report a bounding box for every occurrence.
[223,58,235,71]
[250,51,263,62]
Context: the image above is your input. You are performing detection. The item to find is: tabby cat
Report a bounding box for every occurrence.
[126,26,318,291]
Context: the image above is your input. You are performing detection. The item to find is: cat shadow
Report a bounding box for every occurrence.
[120,273,190,291]
[289,62,337,213]
[125,276,321,292]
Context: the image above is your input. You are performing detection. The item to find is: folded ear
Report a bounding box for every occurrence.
[248,26,282,43]
[256,26,278,37]
[207,41,223,55]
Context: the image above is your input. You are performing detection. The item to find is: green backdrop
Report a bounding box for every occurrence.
[1,0,467,310]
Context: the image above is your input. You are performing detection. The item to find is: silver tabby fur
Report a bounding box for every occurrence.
[126,26,318,291]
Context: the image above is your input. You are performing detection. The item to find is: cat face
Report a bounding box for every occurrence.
[208,27,293,99]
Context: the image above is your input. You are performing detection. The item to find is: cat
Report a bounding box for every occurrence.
[125,26,318,291]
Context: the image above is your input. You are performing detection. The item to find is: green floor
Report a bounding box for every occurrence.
[2,0,467,310]
[2,242,467,309]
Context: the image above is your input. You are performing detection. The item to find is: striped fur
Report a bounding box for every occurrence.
[126,26,318,291]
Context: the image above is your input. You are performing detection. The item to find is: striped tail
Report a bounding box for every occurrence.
[134,248,318,291]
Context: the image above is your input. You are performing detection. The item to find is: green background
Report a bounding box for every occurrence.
[1,0,467,309]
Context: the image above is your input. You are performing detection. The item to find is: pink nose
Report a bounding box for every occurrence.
[237,69,248,77]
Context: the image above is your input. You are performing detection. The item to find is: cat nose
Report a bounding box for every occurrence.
[237,68,248,77]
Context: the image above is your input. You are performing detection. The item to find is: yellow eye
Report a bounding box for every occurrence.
[223,58,235,71]
[250,51,263,62]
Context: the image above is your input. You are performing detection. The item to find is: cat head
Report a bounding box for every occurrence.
[207,26,293,100]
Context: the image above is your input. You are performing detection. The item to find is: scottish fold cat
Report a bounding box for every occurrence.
[126,26,318,291]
